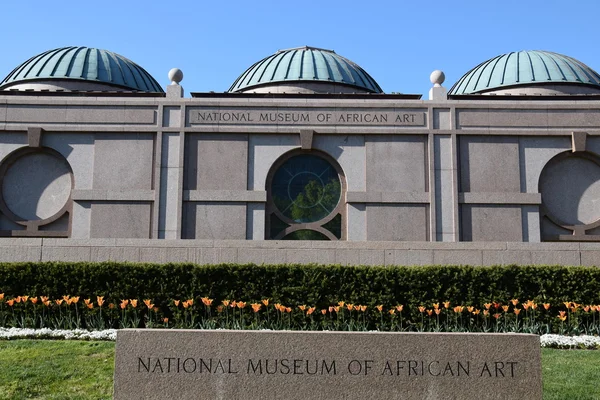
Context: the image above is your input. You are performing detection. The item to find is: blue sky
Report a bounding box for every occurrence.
[1,1,598,96]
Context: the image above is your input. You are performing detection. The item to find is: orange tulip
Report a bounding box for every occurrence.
[7,299,15,306]
[522,303,530,311]
[62,295,69,302]
[443,301,450,309]
[230,301,237,308]
[388,309,396,315]
[472,309,480,315]
[558,315,567,322]
[108,303,116,309]
[0,293,4,301]
[120,299,129,309]
[376,305,383,312]
[563,301,571,309]
[467,306,474,313]
[261,299,269,306]
[346,304,354,311]
[84,299,91,306]
[40,296,48,302]
[435,308,441,315]
[321,309,327,315]
[251,303,261,313]
[338,301,345,307]
[493,313,501,320]
[484,303,492,310]
[182,301,190,309]
[514,308,521,315]
[298,305,306,311]
[529,301,537,310]
[237,301,246,309]
[511,299,519,306]
[163,318,169,324]
[426,309,433,316]
[307,307,315,315]
[328,306,334,313]
[285,307,292,313]
[222,300,230,307]
[543,303,551,310]
[395,305,404,312]
[42,300,51,307]
[97,296,105,307]
[559,311,566,318]
[433,303,439,310]
[418,306,426,313]
[360,305,367,312]
[87,303,94,309]
[143,299,154,309]
[454,306,464,313]
[354,305,360,311]
[201,297,213,306]
[502,305,509,312]
[130,299,138,308]
[216,305,224,313]
[71,296,80,304]
[334,306,340,313]
[21,296,29,302]
[55,299,63,306]
[483,310,489,316]
[30,297,38,304]
[173,300,180,307]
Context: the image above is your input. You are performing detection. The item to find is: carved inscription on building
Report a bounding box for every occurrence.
[187,108,426,126]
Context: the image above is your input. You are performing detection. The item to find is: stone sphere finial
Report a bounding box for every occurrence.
[168,68,183,85]
[430,70,445,87]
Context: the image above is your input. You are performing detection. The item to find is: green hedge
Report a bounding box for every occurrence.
[1,262,599,311]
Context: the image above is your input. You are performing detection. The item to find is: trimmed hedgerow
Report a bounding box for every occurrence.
[0,262,599,312]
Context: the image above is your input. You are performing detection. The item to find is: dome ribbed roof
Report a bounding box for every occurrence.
[0,46,164,92]
[228,46,383,93]
[449,50,600,95]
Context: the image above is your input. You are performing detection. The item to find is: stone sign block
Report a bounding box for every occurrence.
[114,329,542,400]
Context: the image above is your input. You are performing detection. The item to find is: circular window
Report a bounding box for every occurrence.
[271,154,341,223]
[539,154,600,226]
[1,150,73,221]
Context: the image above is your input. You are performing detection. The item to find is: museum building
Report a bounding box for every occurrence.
[0,46,598,265]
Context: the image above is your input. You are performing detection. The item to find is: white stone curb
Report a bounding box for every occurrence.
[0,328,598,348]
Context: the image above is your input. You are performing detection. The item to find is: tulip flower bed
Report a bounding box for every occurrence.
[1,293,599,338]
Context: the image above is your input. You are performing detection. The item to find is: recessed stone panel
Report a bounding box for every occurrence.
[367,204,427,241]
[90,202,151,238]
[366,136,426,192]
[184,134,247,190]
[182,202,246,240]
[461,205,522,242]
[93,133,153,191]
[460,137,520,193]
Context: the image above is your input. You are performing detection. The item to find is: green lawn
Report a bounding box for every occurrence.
[0,341,598,399]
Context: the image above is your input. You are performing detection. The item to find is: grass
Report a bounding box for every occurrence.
[0,341,599,399]
[0,340,113,400]
[542,348,600,400]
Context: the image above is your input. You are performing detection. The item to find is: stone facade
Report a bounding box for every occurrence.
[0,47,599,265]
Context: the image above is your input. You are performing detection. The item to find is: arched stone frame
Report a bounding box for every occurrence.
[538,150,600,241]
[265,149,347,240]
[0,146,74,237]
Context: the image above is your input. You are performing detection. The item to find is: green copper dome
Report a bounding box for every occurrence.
[449,50,600,95]
[0,47,163,92]
[228,46,383,93]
